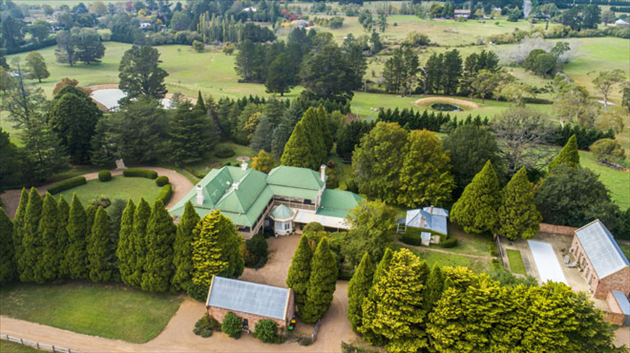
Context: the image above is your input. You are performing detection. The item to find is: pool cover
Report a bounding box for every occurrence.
[527,240,568,285]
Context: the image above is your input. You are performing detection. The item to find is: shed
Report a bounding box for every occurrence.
[405,206,449,236]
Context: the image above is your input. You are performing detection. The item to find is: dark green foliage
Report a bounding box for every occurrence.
[214,145,235,158]
[281,107,329,170]
[440,236,458,248]
[155,176,169,186]
[301,237,338,323]
[172,202,199,292]
[129,198,151,287]
[87,206,113,283]
[548,135,580,172]
[336,121,373,161]
[265,52,299,96]
[187,282,210,301]
[119,45,168,101]
[39,193,59,282]
[490,267,538,287]
[168,101,219,164]
[19,188,43,283]
[123,169,158,179]
[156,184,173,204]
[142,200,176,292]
[0,207,16,284]
[286,235,313,311]
[65,194,88,280]
[497,168,542,240]
[98,170,112,182]
[193,314,218,338]
[424,263,444,312]
[0,128,23,190]
[221,312,242,339]
[244,234,268,269]
[347,253,374,331]
[117,199,136,286]
[401,227,445,246]
[13,188,29,277]
[47,177,87,195]
[254,319,283,343]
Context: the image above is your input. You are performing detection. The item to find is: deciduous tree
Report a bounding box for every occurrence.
[590,69,627,112]
[251,150,277,173]
[24,51,49,83]
[119,45,168,101]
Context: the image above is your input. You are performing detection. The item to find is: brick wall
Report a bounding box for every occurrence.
[597,267,630,299]
[208,306,288,332]
[604,290,627,326]
[540,223,577,236]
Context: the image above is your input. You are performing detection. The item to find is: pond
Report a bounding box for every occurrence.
[430,103,461,112]
[91,89,172,111]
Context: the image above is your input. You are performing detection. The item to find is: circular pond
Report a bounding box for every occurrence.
[91,88,173,111]
[430,103,461,112]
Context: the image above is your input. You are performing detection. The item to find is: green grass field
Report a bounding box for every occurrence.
[0,283,182,343]
[53,175,163,206]
[0,341,40,353]
[507,249,527,275]
[579,151,630,210]
[407,246,492,273]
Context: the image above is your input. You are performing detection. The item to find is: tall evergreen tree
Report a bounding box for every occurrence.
[301,237,338,323]
[168,101,218,164]
[497,167,542,240]
[286,234,313,311]
[38,193,59,282]
[281,121,317,169]
[55,195,70,279]
[142,200,176,292]
[548,134,580,172]
[66,194,88,280]
[172,201,200,292]
[130,198,151,287]
[0,207,16,284]
[347,253,374,332]
[451,161,501,235]
[316,106,332,157]
[88,207,113,283]
[423,263,445,312]
[194,91,206,113]
[19,187,43,283]
[116,199,136,286]
[12,188,28,277]
[360,247,394,346]
[265,52,297,96]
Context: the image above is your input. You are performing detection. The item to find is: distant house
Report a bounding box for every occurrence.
[206,276,294,332]
[292,19,309,28]
[405,206,449,236]
[615,19,629,27]
[170,163,363,238]
[454,9,471,18]
[242,7,256,13]
[139,22,151,29]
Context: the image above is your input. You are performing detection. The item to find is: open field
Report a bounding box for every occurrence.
[0,283,182,343]
[507,249,527,275]
[579,151,630,210]
[53,175,163,206]
[406,246,492,274]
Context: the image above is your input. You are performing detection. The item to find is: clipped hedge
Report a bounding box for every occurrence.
[440,236,458,248]
[156,184,173,204]
[400,227,446,247]
[155,175,169,186]
[98,170,112,182]
[215,145,235,158]
[48,177,87,195]
[123,169,158,179]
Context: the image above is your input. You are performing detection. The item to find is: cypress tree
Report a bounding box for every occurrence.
[142,200,176,292]
[172,201,200,292]
[301,237,338,324]
[66,194,88,280]
[424,263,445,312]
[130,198,151,287]
[85,204,96,239]
[548,135,580,172]
[12,188,28,277]
[360,247,394,346]
[19,187,43,283]
[116,199,136,286]
[316,105,332,157]
[0,207,16,284]
[286,234,313,311]
[451,160,501,235]
[498,167,542,240]
[56,195,71,279]
[347,253,374,331]
[303,107,326,165]
[194,91,206,113]
[280,121,317,170]
[38,193,59,282]
[373,247,393,285]
[87,206,113,283]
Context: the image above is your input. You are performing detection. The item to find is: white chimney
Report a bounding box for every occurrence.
[430,205,434,214]
[196,185,204,205]
[241,161,248,171]
[233,182,239,190]
[320,165,326,183]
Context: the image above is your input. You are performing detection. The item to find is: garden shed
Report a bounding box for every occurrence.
[404,206,449,236]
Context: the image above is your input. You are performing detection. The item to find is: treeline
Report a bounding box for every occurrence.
[556,124,616,150]
[377,108,489,132]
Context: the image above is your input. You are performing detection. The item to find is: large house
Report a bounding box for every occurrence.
[170,163,363,238]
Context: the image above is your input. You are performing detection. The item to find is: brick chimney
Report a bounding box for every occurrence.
[196,185,204,205]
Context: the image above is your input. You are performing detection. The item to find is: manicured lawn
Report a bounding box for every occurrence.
[0,341,40,353]
[507,249,527,275]
[442,223,494,257]
[0,283,182,343]
[406,246,492,273]
[53,175,163,206]
[579,151,630,210]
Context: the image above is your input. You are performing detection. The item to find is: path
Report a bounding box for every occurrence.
[0,167,193,219]
[398,241,493,259]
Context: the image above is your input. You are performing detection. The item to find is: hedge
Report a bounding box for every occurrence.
[155,175,169,186]
[440,236,458,248]
[400,227,446,247]
[48,177,87,195]
[123,169,158,179]
[214,145,235,158]
[156,184,173,204]
[98,170,112,182]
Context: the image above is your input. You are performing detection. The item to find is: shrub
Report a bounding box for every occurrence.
[192,40,204,52]
[187,282,209,302]
[298,337,312,346]
[253,319,279,343]
[214,145,235,158]
[98,170,112,182]
[440,236,458,248]
[488,241,499,257]
[48,177,87,195]
[194,314,218,338]
[221,312,242,339]
[156,184,173,204]
[123,169,158,179]
[155,175,169,186]
[91,195,111,208]
[401,227,424,246]
[245,234,268,268]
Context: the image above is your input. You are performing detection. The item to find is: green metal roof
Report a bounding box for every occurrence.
[267,166,325,190]
[271,204,294,219]
[268,185,319,200]
[320,189,363,212]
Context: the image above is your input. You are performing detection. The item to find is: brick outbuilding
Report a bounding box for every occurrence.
[206,276,295,332]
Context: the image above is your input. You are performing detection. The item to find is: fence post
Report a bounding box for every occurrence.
[52,345,56,353]
[37,342,40,349]
[20,338,24,345]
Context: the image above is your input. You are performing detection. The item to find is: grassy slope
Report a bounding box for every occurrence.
[53,175,163,205]
[0,283,182,343]
[620,243,630,260]
[579,151,630,210]
[506,249,527,275]
[407,247,492,274]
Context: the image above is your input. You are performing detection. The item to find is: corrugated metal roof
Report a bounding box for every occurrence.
[267,166,324,190]
[405,208,448,235]
[320,189,362,212]
[207,277,290,320]
[271,204,294,220]
[575,220,630,278]
[612,290,630,316]
[294,210,349,229]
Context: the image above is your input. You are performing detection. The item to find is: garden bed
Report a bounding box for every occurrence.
[506,249,527,275]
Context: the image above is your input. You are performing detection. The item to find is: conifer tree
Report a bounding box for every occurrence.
[142,200,176,292]
[19,187,43,283]
[281,121,318,170]
[66,194,88,279]
[85,204,96,238]
[548,134,580,172]
[498,167,542,240]
[360,249,429,353]
[116,199,136,286]
[0,207,16,284]
[12,188,29,276]
[301,237,338,323]
[38,193,59,282]
[55,195,71,279]
[172,201,200,292]
[194,91,206,113]
[373,247,393,285]
[251,149,278,173]
[286,234,313,311]
[450,160,501,235]
[87,206,113,283]
[130,198,151,287]
[316,105,332,157]
[347,253,374,331]
[424,263,445,312]
[191,210,244,287]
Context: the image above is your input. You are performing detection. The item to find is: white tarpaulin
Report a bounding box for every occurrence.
[528,240,568,285]
[294,210,349,229]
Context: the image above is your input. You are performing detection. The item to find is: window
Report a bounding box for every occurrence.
[284,222,291,230]
[275,222,283,231]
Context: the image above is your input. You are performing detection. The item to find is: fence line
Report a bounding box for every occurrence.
[494,234,509,270]
[1,333,82,353]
